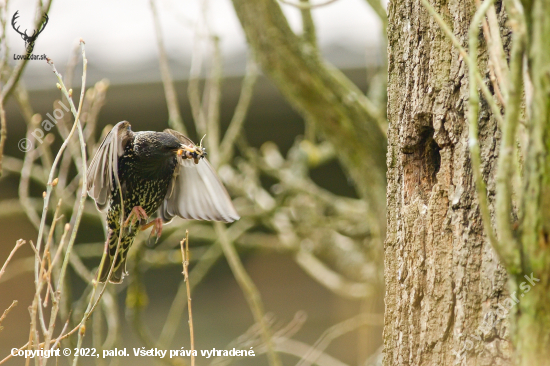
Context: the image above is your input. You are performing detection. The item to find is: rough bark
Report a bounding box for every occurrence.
[231,0,388,235]
[385,1,512,365]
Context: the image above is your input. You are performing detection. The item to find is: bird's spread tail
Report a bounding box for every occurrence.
[98,228,137,283]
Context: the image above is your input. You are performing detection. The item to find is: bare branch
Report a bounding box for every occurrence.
[419,0,504,127]
[296,313,382,366]
[466,0,521,273]
[494,0,526,274]
[180,231,195,366]
[364,0,387,31]
[278,0,340,9]
[187,3,211,138]
[206,36,222,167]
[0,239,26,281]
[0,0,53,101]
[0,92,6,177]
[486,3,509,98]
[215,222,282,366]
[158,241,222,347]
[294,250,374,299]
[43,41,90,366]
[149,0,186,134]
[231,0,387,233]
[274,339,349,366]
[0,301,18,332]
[219,55,258,165]
[18,120,43,231]
[299,0,318,50]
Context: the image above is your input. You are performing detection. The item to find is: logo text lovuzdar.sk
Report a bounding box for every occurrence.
[13,54,47,60]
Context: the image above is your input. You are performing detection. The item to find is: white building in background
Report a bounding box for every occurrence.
[4,0,384,90]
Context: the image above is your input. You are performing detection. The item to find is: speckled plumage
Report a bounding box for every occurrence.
[104,132,179,282]
[87,121,239,283]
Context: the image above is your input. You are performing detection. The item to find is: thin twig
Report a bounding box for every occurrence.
[494,0,525,273]
[420,0,504,127]
[180,231,195,366]
[474,0,506,107]
[215,222,282,366]
[126,242,187,366]
[188,8,207,137]
[83,79,110,155]
[278,0,340,9]
[206,36,222,167]
[294,250,374,299]
[219,55,258,165]
[149,0,186,134]
[158,243,222,347]
[296,313,383,366]
[0,301,18,332]
[209,313,308,366]
[0,92,6,177]
[30,198,63,338]
[40,41,89,366]
[0,239,26,281]
[0,1,11,74]
[0,0,53,102]
[476,6,506,107]
[486,3,509,98]
[275,339,349,366]
[51,315,71,351]
[364,0,387,32]
[99,289,119,351]
[63,42,82,93]
[300,0,318,50]
[466,0,501,260]
[43,223,70,354]
[18,121,43,231]
[33,49,86,291]
[52,43,91,366]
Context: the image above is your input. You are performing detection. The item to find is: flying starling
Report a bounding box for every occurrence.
[87,121,239,283]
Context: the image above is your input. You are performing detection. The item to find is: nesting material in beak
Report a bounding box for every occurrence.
[176,146,203,165]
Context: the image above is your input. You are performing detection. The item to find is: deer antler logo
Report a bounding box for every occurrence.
[11,11,49,54]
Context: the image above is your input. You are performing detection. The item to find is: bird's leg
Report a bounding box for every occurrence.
[140,218,163,247]
[124,206,148,228]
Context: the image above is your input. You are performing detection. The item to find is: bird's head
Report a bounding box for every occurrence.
[135,132,182,160]
[135,131,207,167]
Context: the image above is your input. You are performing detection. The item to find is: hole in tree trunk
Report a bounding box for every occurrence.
[402,126,441,204]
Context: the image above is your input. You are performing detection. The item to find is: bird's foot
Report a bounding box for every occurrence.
[141,218,163,247]
[124,206,148,228]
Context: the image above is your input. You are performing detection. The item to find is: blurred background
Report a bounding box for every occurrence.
[0,0,387,365]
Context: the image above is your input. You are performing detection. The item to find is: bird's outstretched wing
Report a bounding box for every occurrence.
[159,129,240,223]
[87,121,134,211]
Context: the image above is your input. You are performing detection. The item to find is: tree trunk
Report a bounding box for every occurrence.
[385,1,512,365]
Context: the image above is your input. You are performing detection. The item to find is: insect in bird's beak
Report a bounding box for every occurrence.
[176,136,207,165]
